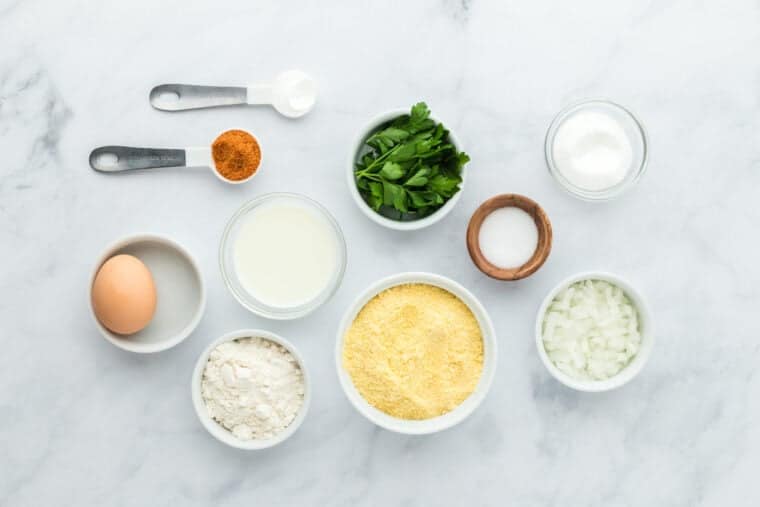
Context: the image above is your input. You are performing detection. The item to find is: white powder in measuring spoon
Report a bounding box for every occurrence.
[201,337,305,441]
[478,207,538,268]
[552,110,633,191]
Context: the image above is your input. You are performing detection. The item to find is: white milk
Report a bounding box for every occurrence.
[478,207,538,268]
[234,200,339,308]
[551,110,633,191]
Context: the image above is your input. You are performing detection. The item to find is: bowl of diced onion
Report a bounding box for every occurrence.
[535,272,653,392]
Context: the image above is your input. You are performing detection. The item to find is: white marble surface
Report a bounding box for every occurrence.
[2,0,759,505]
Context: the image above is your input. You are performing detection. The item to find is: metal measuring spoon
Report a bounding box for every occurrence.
[89,130,260,184]
[149,70,317,118]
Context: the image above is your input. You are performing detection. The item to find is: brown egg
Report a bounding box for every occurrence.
[92,254,157,335]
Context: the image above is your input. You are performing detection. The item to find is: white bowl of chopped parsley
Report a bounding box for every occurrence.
[348,103,469,230]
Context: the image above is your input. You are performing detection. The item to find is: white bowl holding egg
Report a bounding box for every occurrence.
[89,234,206,353]
[535,271,653,392]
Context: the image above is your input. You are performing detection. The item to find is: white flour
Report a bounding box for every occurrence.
[201,337,305,441]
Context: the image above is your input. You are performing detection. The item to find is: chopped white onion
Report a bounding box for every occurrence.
[542,279,641,381]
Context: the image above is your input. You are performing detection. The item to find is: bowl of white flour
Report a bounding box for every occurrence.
[192,329,310,449]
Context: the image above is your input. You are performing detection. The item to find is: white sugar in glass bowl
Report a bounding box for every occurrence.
[545,99,648,201]
[347,109,467,231]
[535,271,654,392]
[191,329,311,450]
[336,272,497,434]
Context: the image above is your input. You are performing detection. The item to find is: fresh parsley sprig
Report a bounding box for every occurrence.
[354,102,470,219]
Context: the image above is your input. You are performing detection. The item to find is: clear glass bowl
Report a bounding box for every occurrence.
[220,193,347,319]
[545,99,649,201]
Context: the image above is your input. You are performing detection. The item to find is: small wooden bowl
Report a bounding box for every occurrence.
[466,194,552,281]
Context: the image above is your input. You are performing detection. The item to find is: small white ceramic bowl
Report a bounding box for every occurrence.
[191,329,311,450]
[347,109,467,231]
[336,272,497,434]
[535,271,654,392]
[89,234,206,353]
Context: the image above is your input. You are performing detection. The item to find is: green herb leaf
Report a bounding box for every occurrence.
[382,181,402,206]
[394,189,408,212]
[380,161,405,180]
[369,127,409,145]
[455,151,471,170]
[381,181,407,212]
[410,102,429,123]
[368,182,383,210]
[391,142,418,162]
[429,173,461,197]
[404,167,430,187]
[407,190,433,207]
[408,102,434,132]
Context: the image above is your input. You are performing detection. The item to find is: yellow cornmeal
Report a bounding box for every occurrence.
[342,283,484,420]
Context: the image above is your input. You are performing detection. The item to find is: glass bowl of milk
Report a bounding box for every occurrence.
[220,193,347,319]
[545,99,648,201]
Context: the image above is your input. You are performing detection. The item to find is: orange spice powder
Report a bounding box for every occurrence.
[211,129,261,181]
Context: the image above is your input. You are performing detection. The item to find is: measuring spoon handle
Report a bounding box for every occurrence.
[149,84,247,111]
[89,146,186,172]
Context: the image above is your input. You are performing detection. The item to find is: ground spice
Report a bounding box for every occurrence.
[342,283,484,420]
[211,129,261,181]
